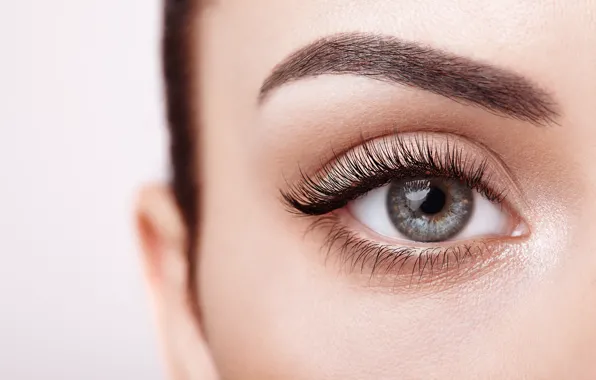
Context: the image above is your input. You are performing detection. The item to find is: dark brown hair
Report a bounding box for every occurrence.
[163,0,199,296]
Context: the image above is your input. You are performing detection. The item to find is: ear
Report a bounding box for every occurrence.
[136,185,218,380]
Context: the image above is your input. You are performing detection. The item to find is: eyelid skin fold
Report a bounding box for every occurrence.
[283,133,520,216]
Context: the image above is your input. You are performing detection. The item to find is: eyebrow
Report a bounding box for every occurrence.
[260,33,559,125]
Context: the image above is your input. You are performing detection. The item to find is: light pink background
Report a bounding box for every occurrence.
[0,1,167,378]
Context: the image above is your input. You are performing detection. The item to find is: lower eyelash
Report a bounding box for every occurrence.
[310,214,493,287]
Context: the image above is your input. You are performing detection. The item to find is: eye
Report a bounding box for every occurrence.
[281,133,529,282]
[348,178,514,243]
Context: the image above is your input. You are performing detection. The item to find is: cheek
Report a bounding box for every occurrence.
[196,181,540,379]
[196,149,596,380]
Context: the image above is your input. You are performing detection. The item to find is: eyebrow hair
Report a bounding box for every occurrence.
[260,33,559,125]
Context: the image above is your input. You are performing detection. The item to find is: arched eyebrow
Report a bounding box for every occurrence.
[259,33,559,126]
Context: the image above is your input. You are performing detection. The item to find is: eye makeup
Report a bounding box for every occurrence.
[281,132,528,287]
[282,133,508,215]
[305,213,522,289]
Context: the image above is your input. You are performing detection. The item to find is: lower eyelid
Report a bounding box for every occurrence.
[311,210,527,290]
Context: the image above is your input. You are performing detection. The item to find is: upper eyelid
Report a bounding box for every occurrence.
[282,133,513,216]
[287,128,513,184]
[297,129,521,186]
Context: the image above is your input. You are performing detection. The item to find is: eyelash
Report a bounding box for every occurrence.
[282,134,506,215]
[281,134,511,283]
[309,214,492,285]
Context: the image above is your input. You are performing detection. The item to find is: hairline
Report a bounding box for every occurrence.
[163,0,201,313]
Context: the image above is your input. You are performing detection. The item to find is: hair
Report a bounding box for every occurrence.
[162,0,200,301]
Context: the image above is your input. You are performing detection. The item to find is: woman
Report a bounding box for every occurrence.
[136,0,596,378]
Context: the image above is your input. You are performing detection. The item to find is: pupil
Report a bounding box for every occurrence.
[419,186,446,215]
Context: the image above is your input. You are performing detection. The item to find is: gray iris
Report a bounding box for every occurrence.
[386,179,474,242]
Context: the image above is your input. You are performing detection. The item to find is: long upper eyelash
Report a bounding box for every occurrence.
[282,134,506,216]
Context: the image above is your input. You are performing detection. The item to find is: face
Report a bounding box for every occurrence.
[138,1,596,379]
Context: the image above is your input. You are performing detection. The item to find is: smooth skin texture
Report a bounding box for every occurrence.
[137,1,596,379]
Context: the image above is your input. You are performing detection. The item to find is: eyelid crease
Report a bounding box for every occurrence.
[281,133,508,216]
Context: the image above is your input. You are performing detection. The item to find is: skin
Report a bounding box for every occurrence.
[137,1,596,379]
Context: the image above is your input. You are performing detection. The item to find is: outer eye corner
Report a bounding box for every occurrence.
[509,212,531,239]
